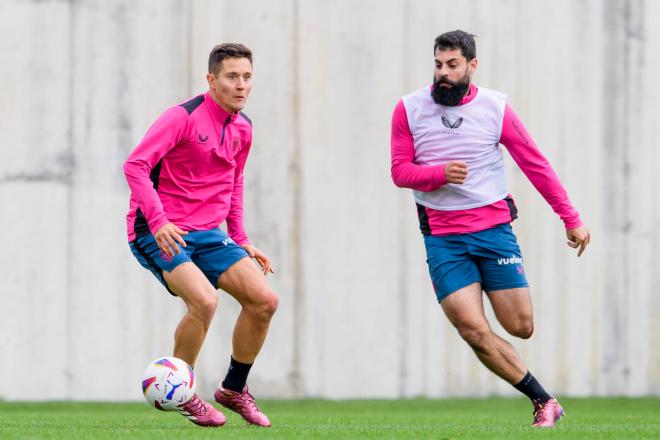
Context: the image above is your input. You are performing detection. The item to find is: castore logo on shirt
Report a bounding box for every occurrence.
[441,116,463,129]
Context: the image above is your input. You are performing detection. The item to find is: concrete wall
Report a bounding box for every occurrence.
[1,0,658,400]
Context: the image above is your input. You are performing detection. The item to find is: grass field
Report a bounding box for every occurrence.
[1,397,658,439]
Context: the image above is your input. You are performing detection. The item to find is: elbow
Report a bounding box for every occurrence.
[122,160,135,177]
[391,174,412,190]
[390,165,406,188]
[123,159,146,180]
[391,176,404,188]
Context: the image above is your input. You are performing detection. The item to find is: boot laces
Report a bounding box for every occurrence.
[182,395,207,416]
[238,390,260,412]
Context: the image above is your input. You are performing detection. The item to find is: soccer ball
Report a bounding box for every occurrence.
[141,356,196,411]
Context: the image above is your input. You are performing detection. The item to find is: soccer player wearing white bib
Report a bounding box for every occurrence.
[390,30,591,428]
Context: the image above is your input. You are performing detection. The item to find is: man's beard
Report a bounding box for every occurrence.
[431,75,470,106]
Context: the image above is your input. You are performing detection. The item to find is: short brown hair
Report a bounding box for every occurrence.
[208,43,253,75]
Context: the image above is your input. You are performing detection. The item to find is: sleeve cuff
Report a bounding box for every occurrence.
[149,217,169,235]
[563,216,583,230]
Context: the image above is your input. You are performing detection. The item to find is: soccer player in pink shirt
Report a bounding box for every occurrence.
[124,44,276,427]
[391,30,591,427]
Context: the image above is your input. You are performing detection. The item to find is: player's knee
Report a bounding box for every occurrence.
[191,295,218,323]
[457,325,491,351]
[262,292,279,318]
[248,290,279,321]
[510,320,534,339]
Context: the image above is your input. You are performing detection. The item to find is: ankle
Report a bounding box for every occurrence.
[222,356,253,392]
[514,371,552,403]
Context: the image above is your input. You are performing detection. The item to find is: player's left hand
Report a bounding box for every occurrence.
[566,225,591,257]
[242,244,275,275]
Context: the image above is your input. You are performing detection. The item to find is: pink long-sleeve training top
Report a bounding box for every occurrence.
[391,83,582,235]
[123,92,252,244]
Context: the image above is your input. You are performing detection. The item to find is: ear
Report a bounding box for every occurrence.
[206,73,216,90]
[469,57,478,73]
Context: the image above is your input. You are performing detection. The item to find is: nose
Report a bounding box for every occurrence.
[435,72,449,83]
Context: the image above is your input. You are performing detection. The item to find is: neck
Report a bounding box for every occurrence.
[458,82,478,105]
[209,90,235,114]
[464,83,473,98]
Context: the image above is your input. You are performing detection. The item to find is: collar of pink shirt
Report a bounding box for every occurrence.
[204,91,240,123]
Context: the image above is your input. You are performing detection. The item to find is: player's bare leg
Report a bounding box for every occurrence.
[442,283,563,427]
[217,256,279,363]
[163,262,219,367]
[486,288,534,339]
[162,262,226,427]
[485,286,564,426]
[213,256,278,427]
[441,282,527,383]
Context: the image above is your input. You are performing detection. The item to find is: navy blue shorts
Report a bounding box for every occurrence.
[423,223,528,302]
[129,228,248,296]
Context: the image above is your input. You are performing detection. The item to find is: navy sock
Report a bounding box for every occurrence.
[222,356,253,392]
[513,371,552,403]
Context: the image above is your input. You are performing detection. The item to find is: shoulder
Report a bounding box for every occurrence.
[401,85,434,117]
[155,95,203,125]
[392,99,408,122]
[178,94,205,115]
[152,103,192,130]
[475,86,507,105]
[159,95,205,132]
[473,86,507,119]
[402,85,432,104]
[238,111,252,126]
[400,86,432,127]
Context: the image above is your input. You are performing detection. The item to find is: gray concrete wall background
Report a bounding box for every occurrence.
[0,0,658,400]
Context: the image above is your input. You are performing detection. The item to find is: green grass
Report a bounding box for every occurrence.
[0,398,658,439]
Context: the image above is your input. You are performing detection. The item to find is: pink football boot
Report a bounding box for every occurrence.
[532,397,564,428]
[214,385,271,427]
[176,394,227,427]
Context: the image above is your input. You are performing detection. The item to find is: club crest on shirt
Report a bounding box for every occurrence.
[441,116,463,129]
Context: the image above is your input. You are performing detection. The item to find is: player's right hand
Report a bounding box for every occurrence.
[154,223,188,257]
[445,160,469,184]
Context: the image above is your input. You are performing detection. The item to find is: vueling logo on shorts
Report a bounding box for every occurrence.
[497,255,523,265]
[222,237,235,246]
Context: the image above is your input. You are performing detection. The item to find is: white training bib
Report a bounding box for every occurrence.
[402,85,508,210]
